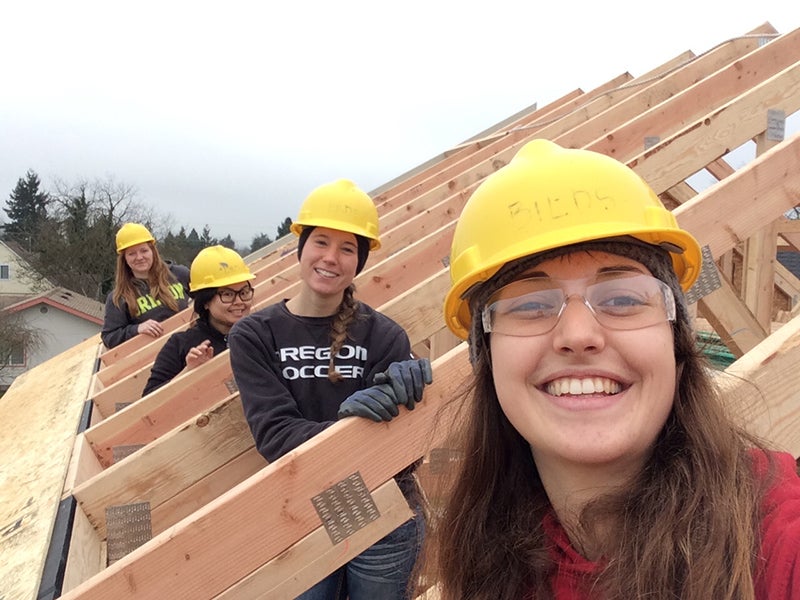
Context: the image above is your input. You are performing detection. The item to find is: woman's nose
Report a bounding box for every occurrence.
[321,246,339,263]
[550,296,606,354]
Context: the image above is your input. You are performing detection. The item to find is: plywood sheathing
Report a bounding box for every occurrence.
[0,337,100,600]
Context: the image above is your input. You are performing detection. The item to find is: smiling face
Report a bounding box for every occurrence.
[206,282,253,334]
[298,227,360,300]
[123,242,155,278]
[489,250,676,477]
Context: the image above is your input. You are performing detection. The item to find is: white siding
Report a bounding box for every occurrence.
[0,242,45,296]
[0,303,100,388]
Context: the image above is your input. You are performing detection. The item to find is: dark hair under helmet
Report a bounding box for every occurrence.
[297,226,371,275]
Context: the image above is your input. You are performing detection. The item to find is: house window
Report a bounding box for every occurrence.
[3,343,24,366]
[0,264,9,280]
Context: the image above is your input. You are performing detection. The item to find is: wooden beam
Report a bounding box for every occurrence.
[673,134,800,347]
[697,274,767,357]
[575,37,766,160]
[58,346,472,600]
[705,157,736,181]
[74,393,252,539]
[628,59,800,196]
[588,27,800,163]
[213,479,412,600]
[774,261,800,307]
[742,218,779,329]
[742,131,782,329]
[86,353,236,464]
[662,181,698,206]
[776,217,800,235]
[723,313,800,456]
[673,133,800,261]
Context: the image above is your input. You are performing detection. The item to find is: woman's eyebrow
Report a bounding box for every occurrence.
[518,270,548,279]
[597,265,647,274]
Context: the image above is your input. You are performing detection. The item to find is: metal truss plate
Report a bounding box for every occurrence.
[685,245,721,305]
[106,501,152,565]
[311,472,380,545]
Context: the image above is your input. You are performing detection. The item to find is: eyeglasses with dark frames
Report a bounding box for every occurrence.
[216,285,255,304]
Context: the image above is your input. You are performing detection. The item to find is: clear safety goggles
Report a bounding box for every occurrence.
[481,271,676,337]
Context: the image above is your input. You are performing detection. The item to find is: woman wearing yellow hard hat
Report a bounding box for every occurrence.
[228,179,432,599]
[101,222,190,349]
[418,140,800,599]
[142,245,255,396]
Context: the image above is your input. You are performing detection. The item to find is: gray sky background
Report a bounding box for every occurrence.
[1,1,798,249]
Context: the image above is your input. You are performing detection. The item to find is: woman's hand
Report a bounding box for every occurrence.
[137,319,164,338]
[185,340,214,371]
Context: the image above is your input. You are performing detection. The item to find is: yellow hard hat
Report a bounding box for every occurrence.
[189,245,255,292]
[116,222,155,254]
[444,139,702,339]
[290,179,381,250]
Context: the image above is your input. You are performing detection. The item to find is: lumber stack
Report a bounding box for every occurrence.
[2,22,800,600]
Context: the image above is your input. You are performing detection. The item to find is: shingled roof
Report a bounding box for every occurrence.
[2,287,104,323]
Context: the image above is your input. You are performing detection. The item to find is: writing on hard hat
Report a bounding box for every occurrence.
[190,245,255,292]
[443,139,702,339]
[116,223,155,254]
[290,179,381,250]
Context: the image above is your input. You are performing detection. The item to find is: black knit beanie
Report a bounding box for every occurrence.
[466,238,690,364]
[297,226,371,275]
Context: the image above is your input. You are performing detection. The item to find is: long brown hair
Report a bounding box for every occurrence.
[326,283,359,382]
[112,242,181,317]
[419,266,770,600]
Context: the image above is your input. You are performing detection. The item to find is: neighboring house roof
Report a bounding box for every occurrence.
[0,239,56,293]
[2,239,30,257]
[0,294,31,309]
[2,286,104,324]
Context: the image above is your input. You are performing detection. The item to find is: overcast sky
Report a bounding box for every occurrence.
[1,2,797,249]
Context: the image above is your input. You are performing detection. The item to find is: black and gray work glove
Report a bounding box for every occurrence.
[372,358,433,411]
[337,383,401,422]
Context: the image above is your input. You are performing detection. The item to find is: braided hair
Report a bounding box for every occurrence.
[296,226,371,382]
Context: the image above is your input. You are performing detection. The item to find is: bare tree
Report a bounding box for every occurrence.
[19,176,155,301]
[0,309,43,377]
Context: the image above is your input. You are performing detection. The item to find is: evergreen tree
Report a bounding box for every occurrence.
[218,234,237,250]
[276,217,292,238]
[249,232,272,254]
[11,176,149,300]
[4,170,50,250]
[200,225,217,247]
[187,228,201,249]
[161,227,194,266]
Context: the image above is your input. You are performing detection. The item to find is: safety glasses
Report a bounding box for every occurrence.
[482,271,676,336]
